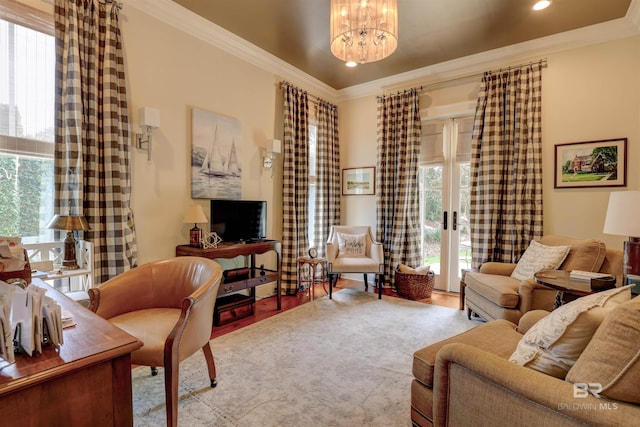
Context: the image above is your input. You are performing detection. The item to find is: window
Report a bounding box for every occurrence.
[0,5,55,242]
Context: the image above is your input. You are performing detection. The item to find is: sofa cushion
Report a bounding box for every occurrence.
[509,286,632,379]
[539,236,607,272]
[465,272,520,308]
[511,240,570,281]
[566,295,640,404]
[413,319,522,387]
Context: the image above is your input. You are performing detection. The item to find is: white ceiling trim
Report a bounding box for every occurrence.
[124,0,339,102]
[126,0,640,103]
[341,8,640,100]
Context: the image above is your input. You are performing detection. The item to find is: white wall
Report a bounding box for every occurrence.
[121,7,282,265]
[339,35,640,256]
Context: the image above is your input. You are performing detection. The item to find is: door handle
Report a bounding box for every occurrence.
[443,211,448,231]
[453,211,458,231]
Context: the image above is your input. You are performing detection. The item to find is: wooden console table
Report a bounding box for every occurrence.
[176,241,281,324]
[0,278,142,426]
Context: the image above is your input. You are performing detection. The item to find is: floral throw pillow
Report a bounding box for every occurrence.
[337,233,366,257]
[510,240,571,281]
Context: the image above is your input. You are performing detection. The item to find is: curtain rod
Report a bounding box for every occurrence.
[383,58,548,96]
[279,81,335,107]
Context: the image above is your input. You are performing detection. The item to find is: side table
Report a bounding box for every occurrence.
[460,268,478,310]
[534,270,616,309]
[297,256,327,300]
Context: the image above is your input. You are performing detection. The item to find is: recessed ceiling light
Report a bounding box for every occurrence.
[533,0,551,11]
[345,61,358,67]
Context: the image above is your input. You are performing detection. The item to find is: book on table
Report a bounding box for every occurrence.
[569,270,614,282]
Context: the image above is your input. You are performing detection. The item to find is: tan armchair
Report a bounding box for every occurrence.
[464,236,624,323]
[326,225,384,299]
[88,256,223,427]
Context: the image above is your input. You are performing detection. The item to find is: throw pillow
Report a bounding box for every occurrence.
[337,233,366,257]
[398,263,430,274]
[509,285,633,379]
[566,295,640,404]
[511,240,571,281]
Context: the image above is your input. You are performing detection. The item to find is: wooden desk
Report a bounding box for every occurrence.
[0,279,142,427]
[176,241,282,323]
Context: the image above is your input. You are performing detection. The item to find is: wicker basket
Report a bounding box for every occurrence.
[395,269,435,300]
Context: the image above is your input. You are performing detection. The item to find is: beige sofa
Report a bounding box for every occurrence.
[411,294,640,426]
[464,235,624,323]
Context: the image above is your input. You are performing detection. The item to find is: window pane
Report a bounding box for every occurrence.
[0,17,54,242]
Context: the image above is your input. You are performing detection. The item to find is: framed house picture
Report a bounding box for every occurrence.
[342,167,376,195]
[554,138,627,189]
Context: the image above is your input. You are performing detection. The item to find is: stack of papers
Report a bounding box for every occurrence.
[569,270,613,282]
[0,280,64,364]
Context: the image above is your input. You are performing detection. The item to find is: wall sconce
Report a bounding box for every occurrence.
[263,138,281,177]
[136,107,161,161]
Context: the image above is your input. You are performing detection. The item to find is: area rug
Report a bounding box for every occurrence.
[132,289,476,426]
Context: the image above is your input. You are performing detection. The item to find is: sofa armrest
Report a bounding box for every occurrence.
[326,242,338,264]
[517,278,557,313]
[369,241,384,266]
[516,309,549,334]
[478,262,517,276]
[433,343,637,427]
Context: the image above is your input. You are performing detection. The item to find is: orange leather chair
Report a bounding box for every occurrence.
[88,256,223,427]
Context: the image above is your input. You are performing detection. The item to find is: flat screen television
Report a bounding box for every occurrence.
[210,199,267,243]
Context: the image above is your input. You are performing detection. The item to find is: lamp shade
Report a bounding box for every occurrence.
[140,107,161,128]
[603,191,640,237]
[183,205,208,224]
[46,214,90,231]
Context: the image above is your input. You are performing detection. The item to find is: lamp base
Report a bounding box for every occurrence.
[190,225,202,248]
[61,231,80,270]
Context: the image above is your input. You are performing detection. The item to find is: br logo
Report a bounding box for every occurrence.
[573,383,603,398]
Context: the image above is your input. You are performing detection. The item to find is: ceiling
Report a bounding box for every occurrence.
[171,0,633,90]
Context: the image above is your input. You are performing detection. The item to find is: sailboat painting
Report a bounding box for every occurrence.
[191,108,242,199]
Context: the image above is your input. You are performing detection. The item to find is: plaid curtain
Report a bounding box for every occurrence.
[375,89,422,286]
[470,63,543,267]
[54,0,137,284]
[313,100,340,259]
[281,82,309,293]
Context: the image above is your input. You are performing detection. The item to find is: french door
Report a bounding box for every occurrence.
[418,116,473,292]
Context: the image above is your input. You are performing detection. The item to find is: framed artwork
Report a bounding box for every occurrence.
[342,167,376,196]
[191,108,242,199]
[554,138,627,189]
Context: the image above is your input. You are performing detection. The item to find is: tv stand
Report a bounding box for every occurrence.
[176,240,281,325]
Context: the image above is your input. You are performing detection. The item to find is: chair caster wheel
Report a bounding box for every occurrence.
[210,378,218,388]
[151,367,158,376]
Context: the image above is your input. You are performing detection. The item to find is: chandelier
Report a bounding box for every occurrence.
[330,0,398,66]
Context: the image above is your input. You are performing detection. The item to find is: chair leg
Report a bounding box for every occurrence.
[377,274,383,300]
[164,357,179,427]
[151,366,158,376]
[363,273,368,291]
[202,342,218,388]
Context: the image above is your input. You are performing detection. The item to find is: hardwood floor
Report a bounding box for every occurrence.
[211,278,460,339]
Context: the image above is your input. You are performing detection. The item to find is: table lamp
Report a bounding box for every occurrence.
[603,191,640,284]
[46,214,90,270]
[183,205,208,247]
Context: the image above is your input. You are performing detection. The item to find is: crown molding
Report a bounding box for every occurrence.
[339,5,640,100]
[124,0,640,103]
[123,0,340,103]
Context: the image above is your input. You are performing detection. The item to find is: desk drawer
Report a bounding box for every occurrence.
[219,279,249,295]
